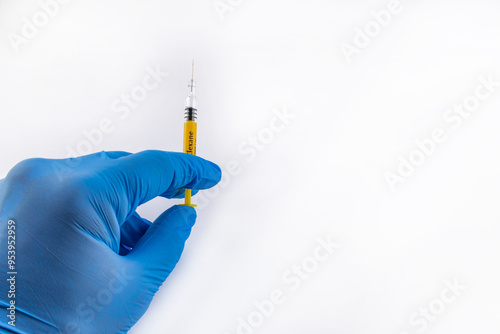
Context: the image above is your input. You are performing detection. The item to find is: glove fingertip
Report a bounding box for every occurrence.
[157,205,197,228]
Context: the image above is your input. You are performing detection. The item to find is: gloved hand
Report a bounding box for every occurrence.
[0,150,221,333]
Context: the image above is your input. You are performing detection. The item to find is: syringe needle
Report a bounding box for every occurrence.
[191,60,195,93]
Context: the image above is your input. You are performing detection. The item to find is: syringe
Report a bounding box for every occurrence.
[182,61,198,207]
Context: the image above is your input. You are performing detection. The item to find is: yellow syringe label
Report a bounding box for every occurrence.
[182,120,197,207]
[183,120,197,155]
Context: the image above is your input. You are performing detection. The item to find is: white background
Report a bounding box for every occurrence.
[1,0,500,333]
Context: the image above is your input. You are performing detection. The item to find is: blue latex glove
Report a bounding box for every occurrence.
[0,151,221,333]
